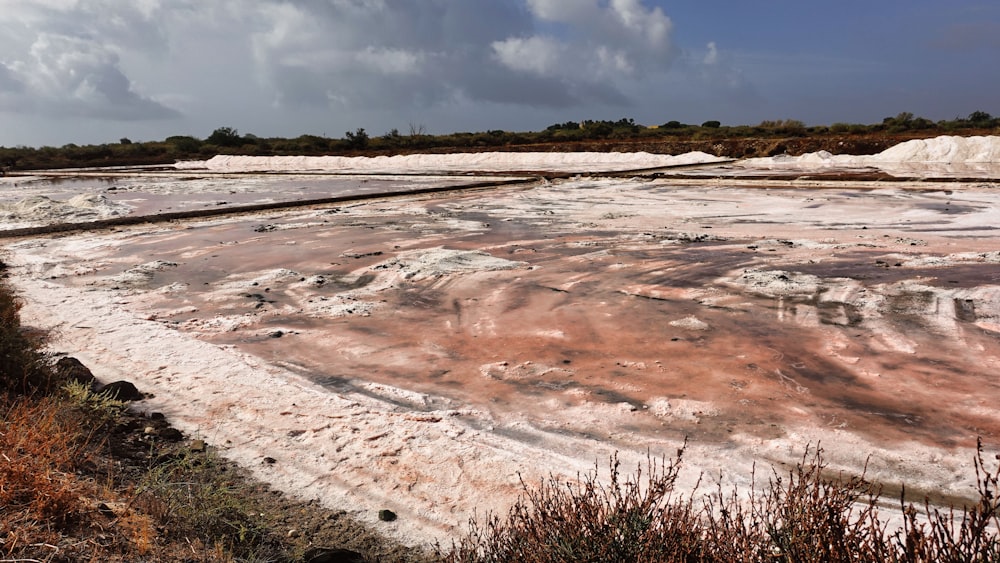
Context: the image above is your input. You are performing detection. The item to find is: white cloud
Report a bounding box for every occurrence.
[0,0,679,120]
[686,41,762,108]
[704,41,719,65]
[355,48,426,76]
[0,0,690,144]
[482,0,678,111]
[492,36,564,75]
[525,0,586,22]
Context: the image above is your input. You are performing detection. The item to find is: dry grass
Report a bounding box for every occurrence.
[443,442,1000,563]
[1,273,435,561]
[0,276,274,561]
[0,391,164,561]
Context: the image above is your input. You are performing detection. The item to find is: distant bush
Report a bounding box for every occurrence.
[759,119,807,136]
[546,121,581,132]
[165,135,203,153]
[3,109,998,170]
[206,126,243,147]
[344,128,370,150]
[968,111,993,125]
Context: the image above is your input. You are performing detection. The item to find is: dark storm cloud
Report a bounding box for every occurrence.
[0,0,716,146]
[247,0,676,111]
[0,2,179,121]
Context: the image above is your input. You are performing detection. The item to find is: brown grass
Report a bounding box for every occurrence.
[0,274,429,561]
[0,392,166,561]
[443,443,1000,563]
[0,276,266,561]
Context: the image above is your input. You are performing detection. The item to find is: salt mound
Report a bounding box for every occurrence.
[389,248,528,281]
[668,316,710,331]
[741,135,1000,177]
[175,151,728,174]
[871,135,1000,163]
[108,260,179,288]
[333,248,528,295]
[1,193,131,225]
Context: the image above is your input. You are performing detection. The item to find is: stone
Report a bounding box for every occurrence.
[98,380,143,401]
[56,356,96,387]
[378,509,397,522]
[158,427,183,441]
[302,547,365,563]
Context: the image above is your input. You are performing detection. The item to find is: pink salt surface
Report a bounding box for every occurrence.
[6,175,1000,546]
[0,173,497,225]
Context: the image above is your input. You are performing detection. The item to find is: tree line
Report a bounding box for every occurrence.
[1,111,997,172]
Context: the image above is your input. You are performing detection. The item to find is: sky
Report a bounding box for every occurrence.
[0,0,998,147]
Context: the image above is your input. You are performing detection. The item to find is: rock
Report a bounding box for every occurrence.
[98,380,143,401]
[158,427,183,441]
[56,356,96,387]
[378,509,397,522]
[302,547,365,563]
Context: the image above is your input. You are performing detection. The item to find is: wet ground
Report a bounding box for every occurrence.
[113,181,1000,443]
[5,170,1000,543]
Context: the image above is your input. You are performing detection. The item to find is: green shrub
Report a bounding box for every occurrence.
[165,135,203,153]
[132,451,274,558]
[344,128,370,150]
[206,126,243,148]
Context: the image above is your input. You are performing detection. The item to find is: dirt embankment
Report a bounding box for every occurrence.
[363,133,950,159]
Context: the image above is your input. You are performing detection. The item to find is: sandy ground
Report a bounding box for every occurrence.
[4,151,1000,547]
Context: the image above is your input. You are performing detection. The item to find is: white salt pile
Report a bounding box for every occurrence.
[174,135,1000,178]
[742,135,1000,177]
[0,194,131,228]
[174,151,728,173]
[874,135,1000,163]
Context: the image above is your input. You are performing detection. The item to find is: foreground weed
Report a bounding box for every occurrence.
[445,444,1000,563]
[62,378,128,426]
[131,450,274,558]
[445,448,703,563]
[891,438,1000,562]
[0,396,93,524]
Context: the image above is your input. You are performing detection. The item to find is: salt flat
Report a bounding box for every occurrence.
[3,137,1000,547]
